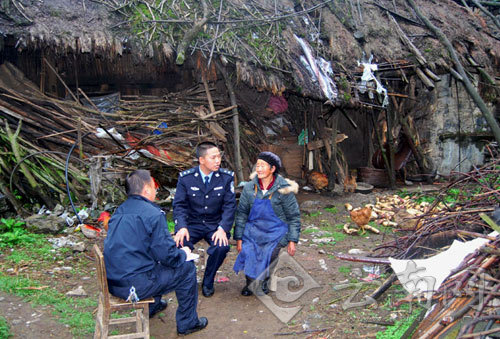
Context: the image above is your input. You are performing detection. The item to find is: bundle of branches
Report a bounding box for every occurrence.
[373,153,500,259]
[409,236,499,338]
[0,62,248,212]
[100,0,329,70]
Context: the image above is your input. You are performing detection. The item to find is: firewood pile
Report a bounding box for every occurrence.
[0,62,250,212]
[336,155,499,337]
[374,156,500,338]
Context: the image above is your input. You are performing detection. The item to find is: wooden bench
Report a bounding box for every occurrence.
[93,244,155,339]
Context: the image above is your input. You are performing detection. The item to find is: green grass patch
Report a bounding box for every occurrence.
[0,316,12,338]
[376,307,424,339]
[167,219,175,233]
[324,206,338,214]
[0,274,96,337]
[0,218,38,248]
[338,265,351,274]
[308,211,321,217]
[331,231,346,242]
[0,231,97,337]
[302,228,320,234]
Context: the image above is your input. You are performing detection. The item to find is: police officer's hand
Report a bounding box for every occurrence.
[287,241,296,256]
[175,228,190,247]
[236,240,242,253]
[212,228,228,246]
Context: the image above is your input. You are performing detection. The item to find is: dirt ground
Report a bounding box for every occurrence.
[0,185,439,338]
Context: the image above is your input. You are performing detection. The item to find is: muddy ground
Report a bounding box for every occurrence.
[0,184,439,338]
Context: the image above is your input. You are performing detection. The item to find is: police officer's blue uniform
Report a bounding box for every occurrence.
[173,166,236,292]
[104,195,199,333]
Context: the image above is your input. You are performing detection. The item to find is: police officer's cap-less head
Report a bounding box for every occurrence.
[125,169,157,201]
[196,141,221,174]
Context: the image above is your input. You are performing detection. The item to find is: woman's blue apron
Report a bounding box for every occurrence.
[233,187,288,279]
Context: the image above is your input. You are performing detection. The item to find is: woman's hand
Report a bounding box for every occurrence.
[287,241,296,256]
[237,240,242,253]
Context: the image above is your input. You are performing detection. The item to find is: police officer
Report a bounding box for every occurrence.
[173,141,236,297]
[104,170,208,335]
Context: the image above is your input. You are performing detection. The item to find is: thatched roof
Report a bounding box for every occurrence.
[1,0,499,103]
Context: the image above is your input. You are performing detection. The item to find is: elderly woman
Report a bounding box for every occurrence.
[233,151,301,296]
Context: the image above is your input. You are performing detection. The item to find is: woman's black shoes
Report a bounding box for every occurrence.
[241,280,270,296]
[241,286,253,296]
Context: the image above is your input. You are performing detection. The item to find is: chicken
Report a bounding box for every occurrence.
[307,171,328,190]
[344,204,379,235]
[343,170,357,193]
[97,211,111,231]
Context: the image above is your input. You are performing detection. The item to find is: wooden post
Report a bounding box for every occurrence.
[370,110,394,188]
[215,61,244,183]
[386,105,396,188]
[328,109,339,191]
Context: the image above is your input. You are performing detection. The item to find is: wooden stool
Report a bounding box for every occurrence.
[93,244,155,339]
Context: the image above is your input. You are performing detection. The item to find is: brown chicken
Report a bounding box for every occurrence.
[307,171,328,190]
[344,204,379,235]
[343,173,357,193]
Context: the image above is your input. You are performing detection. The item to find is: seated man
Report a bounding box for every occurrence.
[173,141,236,297]
[104,169,207,335]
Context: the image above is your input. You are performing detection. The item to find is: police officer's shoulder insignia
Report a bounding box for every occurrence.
[220,168,234,177]
[179,168,195,177]
[230,181,234,193]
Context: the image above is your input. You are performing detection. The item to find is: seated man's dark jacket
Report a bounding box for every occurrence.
[104,195,186,297]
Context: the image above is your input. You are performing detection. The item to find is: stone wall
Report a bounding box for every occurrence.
[424,74,492,175]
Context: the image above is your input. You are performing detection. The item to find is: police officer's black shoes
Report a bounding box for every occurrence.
[149,299,167,318]
[177,317,208,335]
[202,285,214,297]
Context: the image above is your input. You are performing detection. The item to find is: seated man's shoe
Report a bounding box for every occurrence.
[177,317,208,335]
[241,285,253,296]
[149,299,167,318]
[202,284,214,297]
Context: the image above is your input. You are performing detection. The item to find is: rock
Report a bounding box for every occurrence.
[318,249,326,254]
[65,286,87,297]
[351,268,363,277]
[52,204,65,215]
[71,242,85,252]
[0,193,11,214]
[312,238,334,243]
[80,224,100,239]
[300,200,323,213]
[312,297,319,303]
[348,248,367,255]
[24,214,67,234]
[47,235,85,252]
